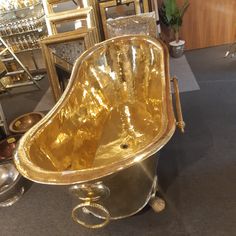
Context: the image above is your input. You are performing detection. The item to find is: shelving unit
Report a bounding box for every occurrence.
[0,36,40,92]
[1,27,45,39]
[0,0,48,90]
[0,1,41,12]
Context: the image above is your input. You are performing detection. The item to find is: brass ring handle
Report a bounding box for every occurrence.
[171,76,185,133]
[72,202,111,229]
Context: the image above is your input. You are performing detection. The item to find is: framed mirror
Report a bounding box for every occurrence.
[47,0,92,13]
[44,0,100,41]
[106,12,157,39]
[40,28,95,101]
[99,0,150,38]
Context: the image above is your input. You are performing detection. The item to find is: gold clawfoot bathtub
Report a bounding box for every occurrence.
[14,35,185,229]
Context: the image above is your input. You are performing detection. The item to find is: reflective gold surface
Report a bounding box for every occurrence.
[171,77,185,133]
[14,35,176,184]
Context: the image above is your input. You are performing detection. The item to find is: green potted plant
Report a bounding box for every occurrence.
[159,0,189,57]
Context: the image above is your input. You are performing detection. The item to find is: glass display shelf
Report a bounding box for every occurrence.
[0,2,42,15]
[1,27,45,38]
[0,1,47,68]
[1,13,45,25]
[0,0,46,91]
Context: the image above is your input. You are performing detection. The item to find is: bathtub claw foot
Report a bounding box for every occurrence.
[149,196,166,213]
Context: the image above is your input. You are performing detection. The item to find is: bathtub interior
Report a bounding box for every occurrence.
[23,37,168,172]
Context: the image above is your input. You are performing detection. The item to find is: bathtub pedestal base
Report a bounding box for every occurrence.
[69,156,160,228]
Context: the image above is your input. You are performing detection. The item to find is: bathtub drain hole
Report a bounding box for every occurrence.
[120,143,129,149]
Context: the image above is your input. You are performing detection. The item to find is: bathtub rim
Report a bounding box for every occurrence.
[14,35,176,185]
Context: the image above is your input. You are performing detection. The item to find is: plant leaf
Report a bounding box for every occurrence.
[164,0,177,22]
[180,0,190,18]
[159,4,170,26]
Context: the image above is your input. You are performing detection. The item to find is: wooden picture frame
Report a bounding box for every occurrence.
[48,7,100,41]
[46,0,92,13]
[40,28,95,101]
[99,0,150,39]
[43,0,100,41]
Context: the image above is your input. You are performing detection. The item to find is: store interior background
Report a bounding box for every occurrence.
[0,0,236,236]
[159,0,236,50]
